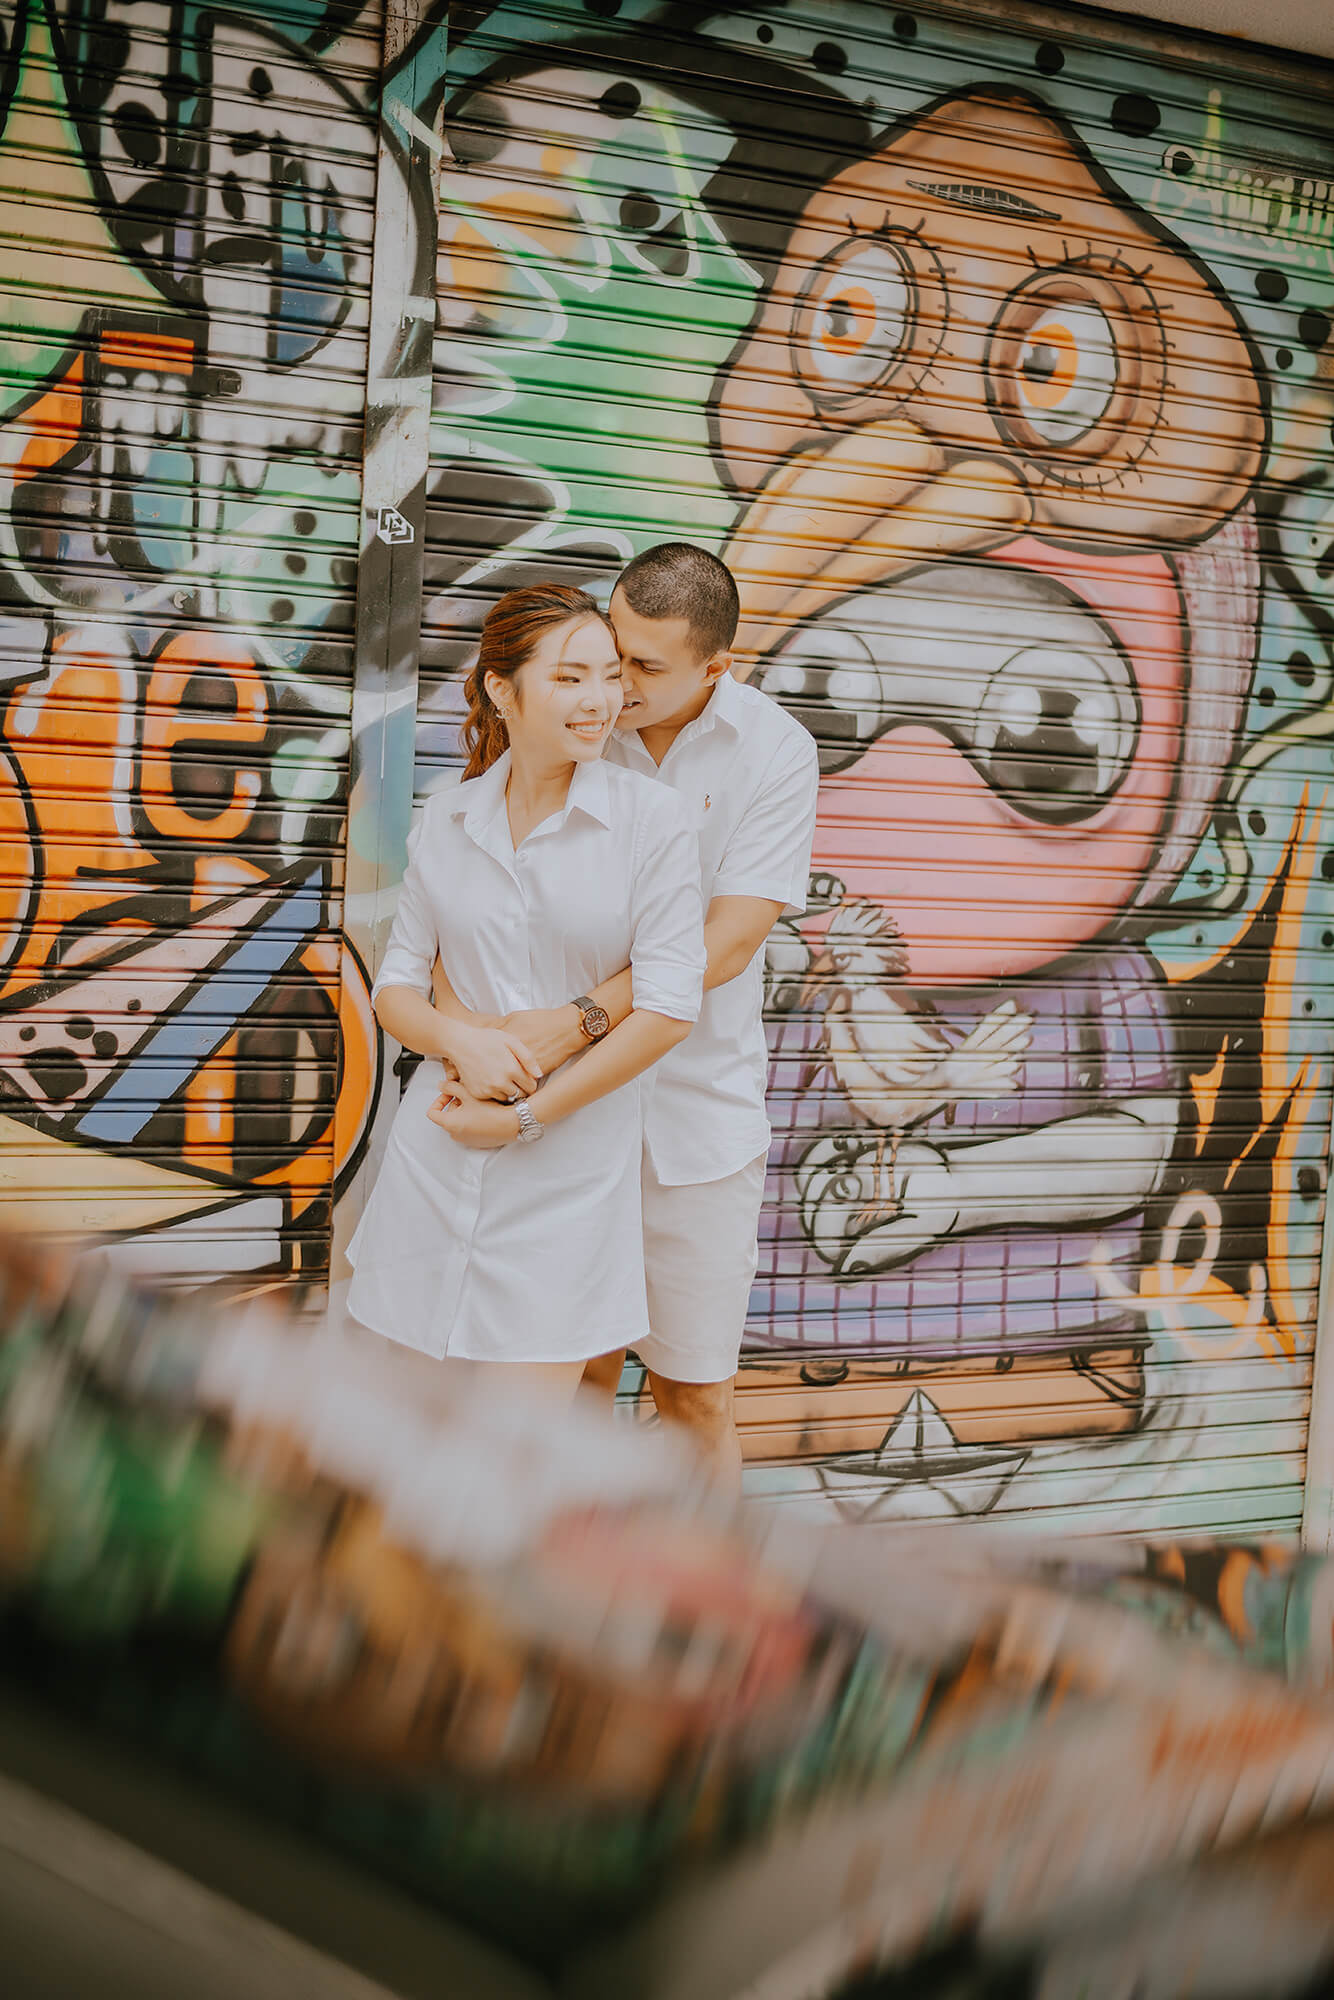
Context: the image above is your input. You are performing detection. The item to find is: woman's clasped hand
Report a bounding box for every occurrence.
[427,1085,522,1149]
[441,1019,543,1106]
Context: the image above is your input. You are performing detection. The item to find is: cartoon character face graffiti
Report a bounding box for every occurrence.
[716,88,1267,982]
[718,87,1266,543]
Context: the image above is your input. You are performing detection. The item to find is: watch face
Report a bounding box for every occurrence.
[581,1004,610,1040]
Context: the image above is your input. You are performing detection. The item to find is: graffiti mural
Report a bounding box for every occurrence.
[428,1,1334,1536]
[0,0,384,1276]
[6,0,1334,1534]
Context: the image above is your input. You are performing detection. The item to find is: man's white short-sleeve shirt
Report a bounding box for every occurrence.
[606,671,820,1187]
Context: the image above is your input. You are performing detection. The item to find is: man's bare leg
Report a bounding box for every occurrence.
[581,1349,626,1397]
[645,1371,742,1495]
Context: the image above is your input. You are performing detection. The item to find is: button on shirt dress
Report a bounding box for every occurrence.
[345,753,706,1363]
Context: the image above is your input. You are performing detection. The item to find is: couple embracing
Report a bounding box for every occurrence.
[346,545,819,1484]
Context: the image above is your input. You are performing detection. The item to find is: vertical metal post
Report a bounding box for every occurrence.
[1301,1091,1334,1548]
[331,0,447,1281]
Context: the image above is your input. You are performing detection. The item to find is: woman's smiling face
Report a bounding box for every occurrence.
[491,613,624,766]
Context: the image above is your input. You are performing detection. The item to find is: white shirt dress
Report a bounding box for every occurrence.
[345,753,705,1364]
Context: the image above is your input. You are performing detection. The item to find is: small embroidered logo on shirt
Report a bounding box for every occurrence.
[704,794,712,810]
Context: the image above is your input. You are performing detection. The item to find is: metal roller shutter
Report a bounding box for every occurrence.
[432,0,1334,1537]
[0,0,382,1283]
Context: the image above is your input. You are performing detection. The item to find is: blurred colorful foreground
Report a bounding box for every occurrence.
[1,1232,1334,2000]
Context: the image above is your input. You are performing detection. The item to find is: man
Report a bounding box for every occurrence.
[434,544,820,1485]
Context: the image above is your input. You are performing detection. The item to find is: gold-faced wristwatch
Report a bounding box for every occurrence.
[572,994,611,1042]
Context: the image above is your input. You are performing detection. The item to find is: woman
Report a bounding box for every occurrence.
[346,584,705,1398]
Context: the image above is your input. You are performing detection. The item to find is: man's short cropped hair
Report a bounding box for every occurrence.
[616,542,740,660]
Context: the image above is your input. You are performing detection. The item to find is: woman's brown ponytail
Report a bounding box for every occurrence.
[460,658,509,779]
[461,583,610,780]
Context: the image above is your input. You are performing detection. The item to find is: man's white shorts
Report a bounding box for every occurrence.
[632,1150,768,1385]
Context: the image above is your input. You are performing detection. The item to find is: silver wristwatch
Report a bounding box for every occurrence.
[514,1099,545,1144]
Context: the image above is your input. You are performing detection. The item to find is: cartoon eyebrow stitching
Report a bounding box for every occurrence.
[906,179,1061,220]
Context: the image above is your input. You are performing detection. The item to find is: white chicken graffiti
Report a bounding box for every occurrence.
[796,899,1033,1237]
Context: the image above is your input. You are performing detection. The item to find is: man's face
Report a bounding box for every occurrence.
[609,586,724,732]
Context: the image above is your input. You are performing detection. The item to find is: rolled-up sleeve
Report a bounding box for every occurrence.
[713,730,821,916]
[370,806,439,1005]
[629,793,706,1023]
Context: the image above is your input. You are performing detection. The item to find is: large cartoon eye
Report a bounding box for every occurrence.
[1013,300,1118,444]
[986,273,1152,477]
[972,645,1138,823]
[760,624,881,772]
[794,238,916,400]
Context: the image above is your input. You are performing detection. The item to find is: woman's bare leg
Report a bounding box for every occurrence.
[446,1357,586,1404]
[580,1349,626,1398]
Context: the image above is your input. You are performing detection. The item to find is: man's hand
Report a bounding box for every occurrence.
[446,1020,543,1103]
[499,1005,585,1075]
[427,1083,521,1149]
